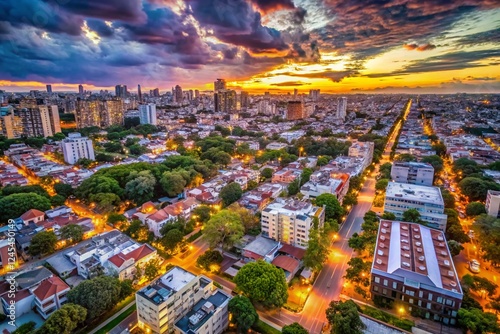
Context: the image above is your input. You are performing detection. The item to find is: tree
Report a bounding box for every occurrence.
[344,257,371,287]
[228,295,259,333]
[12,321,36,334]
[395,154,417,162]
[1,185,49,198]
[60,224,84,243]
[0,193,52,223]
[381,212,396,220]
[196,250,224,272]
[473,214,500,266]
[234,260,288,308]
[229,203,260,233]
[192,205,212,223]
[457,308,499,334]
[375,179,389,191]
[466,202,486,217]
[50,194,66,206]
[282,322,309,334]
[38,303,87,334]
[160,172,187,197]
[432,141,447,157]
[75,158,93,169]
[378,163,392,179]
[119,279,134,299]
[219,182,243,207]
[287,179,300,196]
[144,258,161,281]
[459,177,498,202]
[260,168,273,179]
[325,300,365,334]
[421,155,444,175]
[125,219,153,243]
[29,231,58,256]
[107,213,128,228]
[315,193,344,221]
[317,156,330,166]
[54,183,74,198]
[462,274,498,296]
[75,176,123,201]
[303,227,330,272]
[300,168,313,186]
[453,158,481,180]
[67,276,121,320]
[125,170,156,204]
[202,210,244,249]
[129,144,148,155]
[447,240,464,257]
[441,189,455,209]
[89,192,121,212]
[160,228,185,254]
[402,208,422,223]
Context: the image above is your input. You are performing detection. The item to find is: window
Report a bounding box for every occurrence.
[383,279,388,286]
[419,291,423,298]
[426,302,431,309]
[437,296,443,304]
[392,282,397,289]
[374,286,379,292]
[382,289,387,295]
[374,277,380,284]
[428,293,433,301]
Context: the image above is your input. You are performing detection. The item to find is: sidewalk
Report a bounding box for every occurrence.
[89,301,136,334]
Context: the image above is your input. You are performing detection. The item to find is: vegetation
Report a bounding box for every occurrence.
[303,221,330,272]
[473,214,500,266]
[12,321,36,334]
[202,210,244,249]
[37,303,87,334]
[29,231,58,256]
[287,179,300,196]
[0,193,52,224]
[228,296,259,333]
[282,322,309,334]
[325,300,365,334]
[465,202,486,217]
[348,211,379,255]
[314,193,344,222]
[234,260,288,308]
[219,182,243,207]
[59,224,84,244]
[196,250,224,272]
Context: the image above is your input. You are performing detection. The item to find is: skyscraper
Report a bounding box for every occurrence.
[336,97,347,120]
[214,78,226,92]
[78,84,84,94]
[240,91,249,109]
[61,133,95,164]
[18,105,60,138]
[287,101,304,120]
[139,103,157,126]
[174,85,183,103]
[115,85,128,98]
[215,90,236,113]
[75,98,124,128]
[194,90,200,99]
[293,88,298,99]
[46,85,52,93]
[137,84,142,102]
[309,89,320,101]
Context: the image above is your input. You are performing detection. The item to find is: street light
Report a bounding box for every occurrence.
[399,307,404,319]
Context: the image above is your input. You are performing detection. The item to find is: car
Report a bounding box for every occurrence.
[468,230,475,238]
[469,259,480,273]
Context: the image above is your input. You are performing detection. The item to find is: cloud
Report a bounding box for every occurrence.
[270,81,311,86]
[404,43,436,51]
[60,0,147,23]
[456,29,500,46]
[278,70,359,82]
[250,0,296,13]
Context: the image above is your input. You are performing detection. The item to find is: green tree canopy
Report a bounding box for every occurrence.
[260,168,274,179]
[196,250,224,272]
[473,214,500,266]
[466,202,486,217]
[457,308,499,334]
[282,322,309,334]
[375,179,389,191]
[1,184,49,197]
[344,257,371,287]
[159,228,185,254]
[37,303,87,334]
[219,182,243,207]
[160,172,187,197]
[303,227,330,272]
[441,189,455,209]
[192,205,212,223]
[125,170,157,204]
[54,183,74,198]
[60,224,84,244]
[459,177,500,202]
[325,300,365,334]
[75,176,124,201]
[395,154,417,162]
[447,240,464,257]
[228,296,259,333]
[402,208,422,223]
[12,321,36,334]
[144,258,161,281]
[378,163,392,179]
[287,179,300,196]
[0,193,52,223]
[202,210,244,249]
[29,231,58,256]
[315,193,344,221]
[421,155,444,175]
[234,260,288,308]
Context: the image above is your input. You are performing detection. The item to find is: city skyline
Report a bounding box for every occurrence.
[0,0,499,94]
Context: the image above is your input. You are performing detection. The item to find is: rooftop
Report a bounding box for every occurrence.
[385,182,443,205]
[243,235,280,259]
[372,220,462,297]
[393,161,434,170]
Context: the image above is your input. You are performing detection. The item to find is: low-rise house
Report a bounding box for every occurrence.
[20,209,45,225]
[33,276,70,319]
[107,244,157,281]
[145,198,199,237]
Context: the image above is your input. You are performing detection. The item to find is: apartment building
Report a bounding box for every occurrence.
[139,103,157,126]
[18,105,61,138]
[348,141,374,170]
[371,220,463,325]
[33,276,70,319]
[261,198,325,249]
[61,132,95,164]
[75,98,124,128]
[300,171,349,201]
[136,266,228,334]
[485,190,500,218]
[384,182,448,230]
[391,162,435,186]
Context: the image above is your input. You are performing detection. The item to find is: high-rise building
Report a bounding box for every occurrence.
[115,85,128,98]
[75,98,124,128]
[137,84,142,102]
[136,266,230,334]
[78,84,84,94]
[336,97,347,120]
[46,85,52,93]
[0,113,22,139]
[214,90,236,113]
[309,89,320,101]
[261,198,325,248]
[384,182,448,230]
[194,90,200,99]
[139,103,157,126]
[391,162,435,186]
[150,88,160,97]
[188,89,194,101]
[287,101,304,120]
[61,132,95,164]
[486,190,500,218]
[19,98,38,109]
[240,91,249,109]
[174,85,183,103]
[18,105,60,138]
[371,220,463,325]
[293,88,298,99]
[213,79,226,92]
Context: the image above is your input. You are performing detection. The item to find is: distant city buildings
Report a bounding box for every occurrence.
[115,84,128,98]
[75,98,124,128]
[174,85,183,104]
[215,90,236,113]
[137,84,142,102]
[309,89,320,101]
[348,141,375,171]
[391,161,435,186]
[213,78,226,92]
[261,198,325,248]
[61,132,95,164]
[485,190,500,218]
[78,84,84,94]
[371,220,463,325]
[287,101,304,120]
[240,91,249,109]
[384,182,448,230]
[139,103,157,126]
[336,97,347,120]
[46,84,52,93]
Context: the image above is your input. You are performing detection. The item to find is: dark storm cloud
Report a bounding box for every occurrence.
[278,70,359,82]
[270,81,311,86]
[60,0,146,23]
[186,0,289,53]
[250,0,296,13]
[456,29,500,46]
[86,20,114,37]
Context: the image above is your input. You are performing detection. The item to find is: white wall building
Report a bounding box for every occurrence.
[383,182,448,230]
[391,162,434,186]
[61,132,95,164]
[261,198,325,248]
[336,97,347,120]
[348,141,374,170]
[486,190,500,218]
[139,103,157,126]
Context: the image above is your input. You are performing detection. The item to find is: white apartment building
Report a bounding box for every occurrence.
[261,198,325,249]
[384,182,448,230]
[300,171,349,202]
[139,103,157,126]
[336,97,347,120]
[39,105,61,136]
[348,141,374,170]
[61,132,95,164]
[391,162,435,186]
[136,266,229,334]
[485,190,500,218]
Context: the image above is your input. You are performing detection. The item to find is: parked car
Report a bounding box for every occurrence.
[469,259,480,273]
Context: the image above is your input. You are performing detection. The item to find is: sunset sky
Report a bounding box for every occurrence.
[0,0,499,94]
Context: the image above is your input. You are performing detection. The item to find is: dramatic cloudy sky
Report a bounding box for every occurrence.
[0,0,499,93]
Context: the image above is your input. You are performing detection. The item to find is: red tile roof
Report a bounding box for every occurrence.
[272,255,299,274]
[33,276,69,301]
[279,244,306,260]
[108,244,155,268]
[20,209,45,221]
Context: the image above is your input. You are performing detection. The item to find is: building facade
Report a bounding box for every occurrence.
[287,101,304,120]
[17,105,60,138]
[61,132,95,164]
[370,220,463,325]
[261,198,325,248]
[485,190,500,218]
[383,182,448,230]
[391,162,435,186]
[336,97,347,120]
[139,103,157,126]
[75,98,124,128]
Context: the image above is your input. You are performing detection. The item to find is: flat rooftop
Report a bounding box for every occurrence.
[386,182,443,205]
[393,161,434,169]
[262,198,315,216]
[372,220,462,297]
